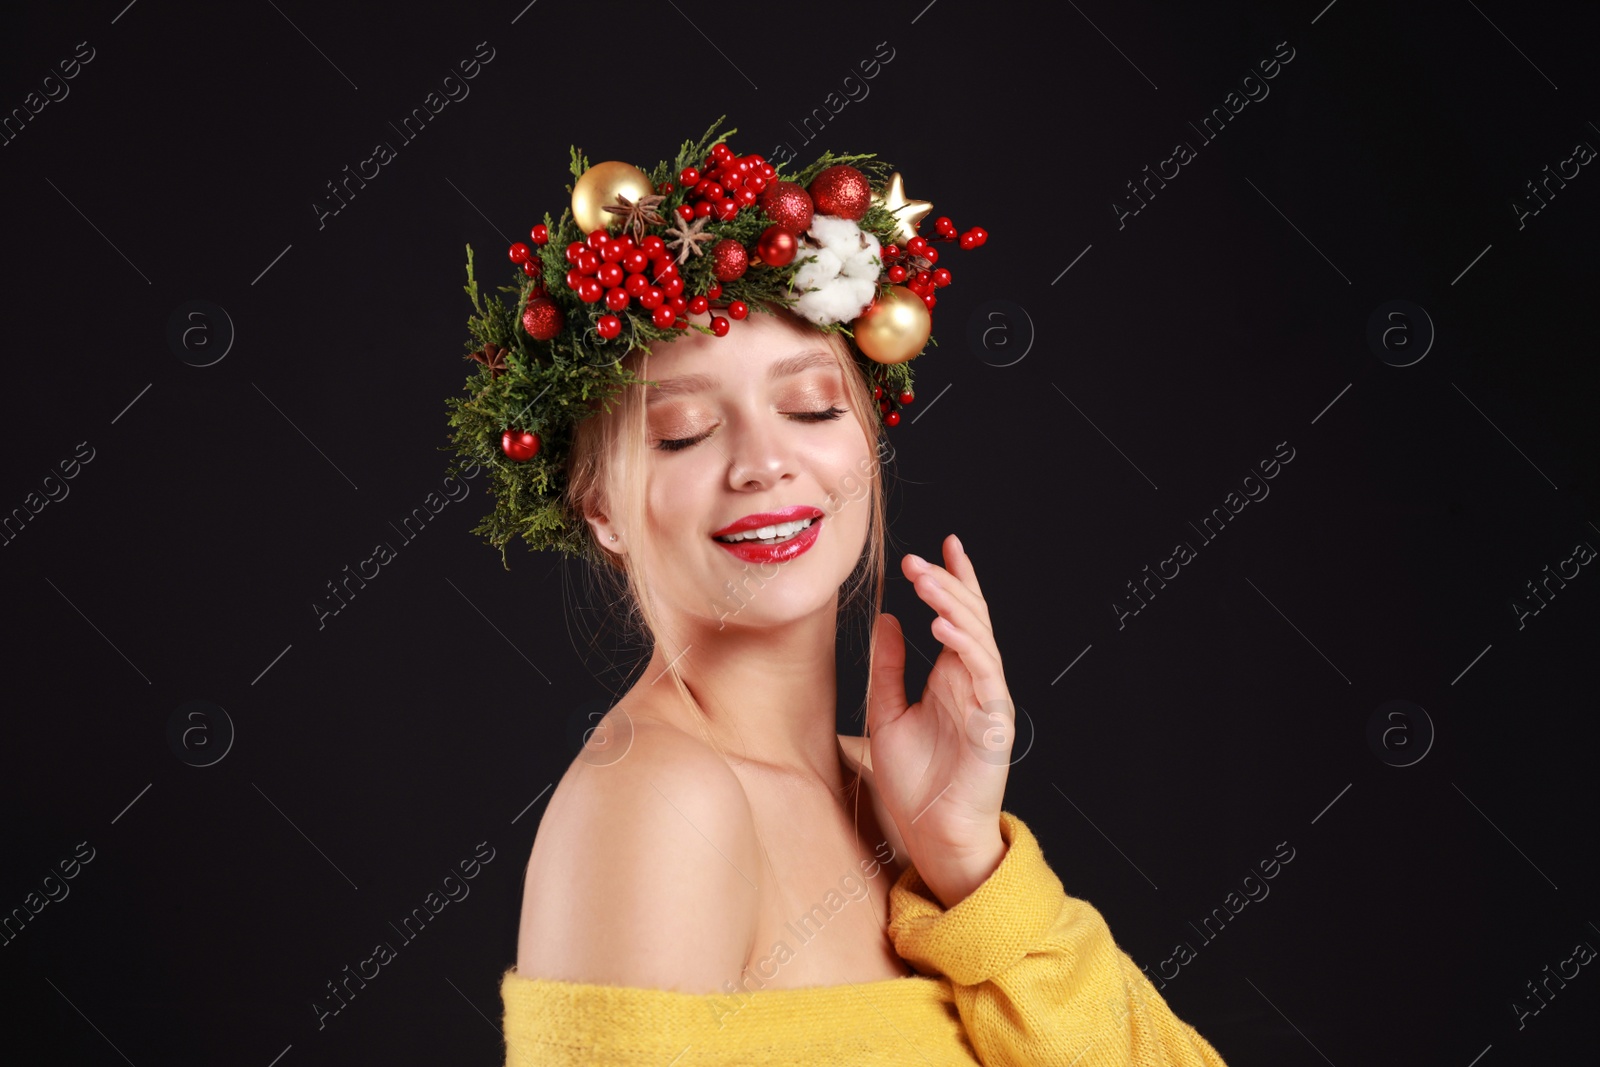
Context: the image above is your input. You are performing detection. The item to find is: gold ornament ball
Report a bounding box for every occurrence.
[852,286,932,364]
[571,161,654,235]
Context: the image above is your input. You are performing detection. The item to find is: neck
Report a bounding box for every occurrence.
[639,592,846,791]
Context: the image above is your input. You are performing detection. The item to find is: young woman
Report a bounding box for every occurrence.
[447,124,1229,1065]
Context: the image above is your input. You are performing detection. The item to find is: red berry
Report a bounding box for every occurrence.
[679,167,700,186]
[508,242,531,264]
[887,265,907,283]
[879,398,890,413]
[695,201,715,219]
[501,429,540,461]
[651,304,675,328]
[531,224,549,245]
[711,316,730,337]
[882,244,900,260]
[760,162,776,179]
[658,181,675,195]
[711,143,734,163]
[624,273,649,297]
[641,235,666,258]
[884,410,901,427]
[639,286,665,309]
[688,294,709,315]
[914,270,932,287]
[597,314,622,340]
[564,269,583,290]
[899,390,914,404]
[728,300,748,320]
[575,249,600,275]
[597,263,624,288]
[662,276,684,297]
[700,182,724,201]
[736,187,759,208]
[601,241,626,263]
[605,287,630,311]
[706,282,723,299]
[590,229,613,249]
[522,261,540,277]
[923,247,939,265]
[907,236,928,255]
[934,216,956,238]
[747,174,768,193]
[677,203,696,222]
[932,267,952,288]
[959,226,988,249]
[921,292,936,310]
[578,278,604,303]
[565,241,585,265]
[623,249,649,274]
[715,199,740,221]
[873,385,883,400]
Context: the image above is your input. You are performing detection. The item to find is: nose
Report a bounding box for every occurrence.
[725,407,798,492]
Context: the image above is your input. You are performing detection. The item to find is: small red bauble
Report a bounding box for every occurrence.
[712,238,748,282]
[884,410,901,427]
[501,429,540,462]
[688,295,710,315]
[651,304,675,328]
[756,226,797,267]
[728,300,748,320]
[711,316,730,337]
[807,165,872,221]
[932,267,952,288]
[531,224,549,245]
[521,297,564,340]
[757,181,814,234]
[605,287,630,311]
[508,242,531,264]
[899,390,915,404]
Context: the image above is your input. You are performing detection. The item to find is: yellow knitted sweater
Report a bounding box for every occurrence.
[499,810,1229,1066]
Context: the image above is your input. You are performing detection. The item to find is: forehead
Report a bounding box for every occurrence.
[643,335,845,406]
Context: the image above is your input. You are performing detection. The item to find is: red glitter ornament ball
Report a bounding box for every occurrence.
[757,181,814,234]
[501,429,540,462]
[756,226,797,267]
[712,238,748,282]
[807,165,871,221]
[521,296,564,340]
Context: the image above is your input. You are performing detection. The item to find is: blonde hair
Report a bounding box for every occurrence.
[564,305,890,785]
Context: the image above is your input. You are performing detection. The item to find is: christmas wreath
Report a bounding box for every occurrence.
[441,117,987,568]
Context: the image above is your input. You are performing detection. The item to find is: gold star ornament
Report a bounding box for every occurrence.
[873,172,933,245]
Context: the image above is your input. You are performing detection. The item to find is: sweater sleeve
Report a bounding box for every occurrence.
[886,811,1229,1067]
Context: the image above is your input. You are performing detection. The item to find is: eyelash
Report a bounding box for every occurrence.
[654,406,848,452]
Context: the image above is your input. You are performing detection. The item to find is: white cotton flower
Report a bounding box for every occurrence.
[790,214,882,326]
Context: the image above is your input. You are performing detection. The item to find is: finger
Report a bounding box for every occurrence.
[913,569,999,654]
[943,534,987,602]
[904,553,993,634]
[928,615,1011,710]
[866,612,910,734]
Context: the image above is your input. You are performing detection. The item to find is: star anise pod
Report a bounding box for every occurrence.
[602,192,666,243]
[466,342,509,379]
[665,214,715,265]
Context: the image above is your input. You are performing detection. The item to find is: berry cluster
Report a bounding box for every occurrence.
[870,378,918,428]
[880,217,989,313]
[675,142,778,223]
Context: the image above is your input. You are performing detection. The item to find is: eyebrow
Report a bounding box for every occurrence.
[645,349,840,406]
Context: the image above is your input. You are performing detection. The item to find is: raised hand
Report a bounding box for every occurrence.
[866,533,1016,907]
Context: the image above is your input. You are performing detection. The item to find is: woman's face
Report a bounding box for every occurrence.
[621,310,877,630]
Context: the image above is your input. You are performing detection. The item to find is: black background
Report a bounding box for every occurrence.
[3,1,1597,1063]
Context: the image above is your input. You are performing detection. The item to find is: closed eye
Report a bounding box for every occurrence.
[654,406,848,452]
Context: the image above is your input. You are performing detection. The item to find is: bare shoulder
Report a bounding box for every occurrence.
[515,719,762,991]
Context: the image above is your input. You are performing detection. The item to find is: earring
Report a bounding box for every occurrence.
[610,534,617,541]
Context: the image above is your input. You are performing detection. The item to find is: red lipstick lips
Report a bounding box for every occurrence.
[710,505,825,564]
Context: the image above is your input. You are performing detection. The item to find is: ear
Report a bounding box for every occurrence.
[584,510,624,555]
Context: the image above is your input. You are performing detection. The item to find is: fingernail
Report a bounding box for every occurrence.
[952,534,964,554]
[906,553,926,568]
